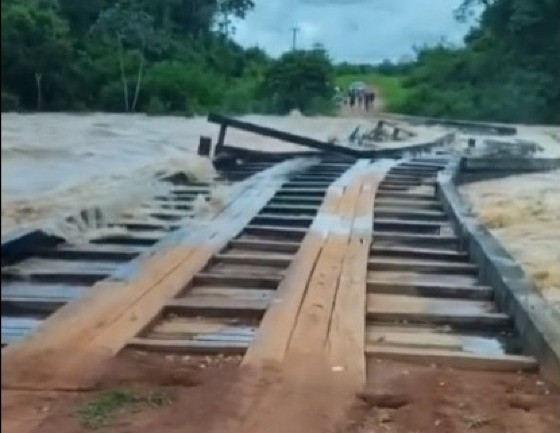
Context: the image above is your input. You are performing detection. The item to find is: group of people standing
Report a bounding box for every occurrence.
[346,87,376,111]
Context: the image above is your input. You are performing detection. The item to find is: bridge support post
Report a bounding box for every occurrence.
[215,124,228,155]
[198,136,212,156]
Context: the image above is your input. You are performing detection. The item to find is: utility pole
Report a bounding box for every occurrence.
[291,26,299,51]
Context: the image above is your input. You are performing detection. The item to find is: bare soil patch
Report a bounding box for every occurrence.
[340,361,560,433]
[4,353,558,433]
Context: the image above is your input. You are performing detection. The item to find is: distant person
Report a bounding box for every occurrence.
[349,90,356,108]
[364,91,372,111]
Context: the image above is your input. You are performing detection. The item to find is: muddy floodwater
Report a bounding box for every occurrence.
[461,170,560,310]
[1,112,380,234]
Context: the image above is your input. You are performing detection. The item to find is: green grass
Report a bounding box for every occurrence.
[335,73,409,111]
[77,389,173,429]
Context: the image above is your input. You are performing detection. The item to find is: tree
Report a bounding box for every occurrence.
[1,1,72,110]
[393,0,560,123]
[260,49,335,114]
[90,1,167,112]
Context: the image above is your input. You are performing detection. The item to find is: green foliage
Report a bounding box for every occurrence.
[1,91,20,111]
[261,48,336,115]
[77,389,172,429]
[1,0,265,114]
[1,0,72,109]
[393,0,560,124]
[142,60,225,114]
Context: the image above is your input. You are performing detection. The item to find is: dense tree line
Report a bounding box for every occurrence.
[394,0,560,124]
[1,0,336,115]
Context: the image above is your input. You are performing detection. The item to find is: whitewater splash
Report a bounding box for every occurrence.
[2,112,384,237]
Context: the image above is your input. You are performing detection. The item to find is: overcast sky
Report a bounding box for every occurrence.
[233,0,475,63]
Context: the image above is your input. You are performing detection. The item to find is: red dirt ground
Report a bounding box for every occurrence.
[2,351,559,433]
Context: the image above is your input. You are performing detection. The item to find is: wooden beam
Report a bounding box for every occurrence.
[215,123,228,155]
[129,337,247,354]
[366,294,510,329]
[327,160,394,387]
[242,161,368,367]
[367,279,492,300]
[368,257,479,274]
[208,112,361,158]
[228,238,300,254]
[366,346,537,372]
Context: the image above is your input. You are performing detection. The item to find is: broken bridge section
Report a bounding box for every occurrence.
[1,157,319,390]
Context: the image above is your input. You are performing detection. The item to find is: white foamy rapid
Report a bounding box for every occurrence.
[1,112,380,235]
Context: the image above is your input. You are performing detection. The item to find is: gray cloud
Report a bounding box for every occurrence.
[233,0,474,63]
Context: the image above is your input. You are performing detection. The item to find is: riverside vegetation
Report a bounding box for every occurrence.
[2,0,559,124]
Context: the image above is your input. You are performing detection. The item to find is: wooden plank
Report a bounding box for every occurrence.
[208,112,361,157]
[284,181,332,188]
[366,328,512,355]
[375,191,435,200]
[188,286,274,297]
[366,294,510,328]
[1,157,314,390]
[213,253,293,267]
[390,166,440,174]
[276,188,328,195]
[220,144,318,161]
[371,245,467,261]
[327,160,394,387]
[374,208,445,219]
[2,317,43,346]
[250,215,314,227]
[368,257,479,274]
[367,330,464,351]
[366,346,537,372]
[400,161,447,169]
[366,279,492,300]
[3,258,121,275]
[150,317,249,335]
[262,204,319,214]
[193,272,282,288]
[228,238,300,254]
[1,282,89,301]
[381,177,436,184]
[242,161,368,367]
[372,231,459,245]
[269,196,324,205]
[373,218,444,230]
[375,198,442,210]
[32,243,145,261]
[285,175,362,359]
[166,296,269,317]
[2,297,66,313]
[2,258,119,284]
[367,294,496,315]
[367,270,479,288]
[129,337,248,354]
[244,225,307,239]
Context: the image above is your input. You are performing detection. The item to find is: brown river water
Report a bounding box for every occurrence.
[1,112,381,234]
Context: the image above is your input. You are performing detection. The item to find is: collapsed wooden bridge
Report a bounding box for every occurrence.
[2,114,559,396]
